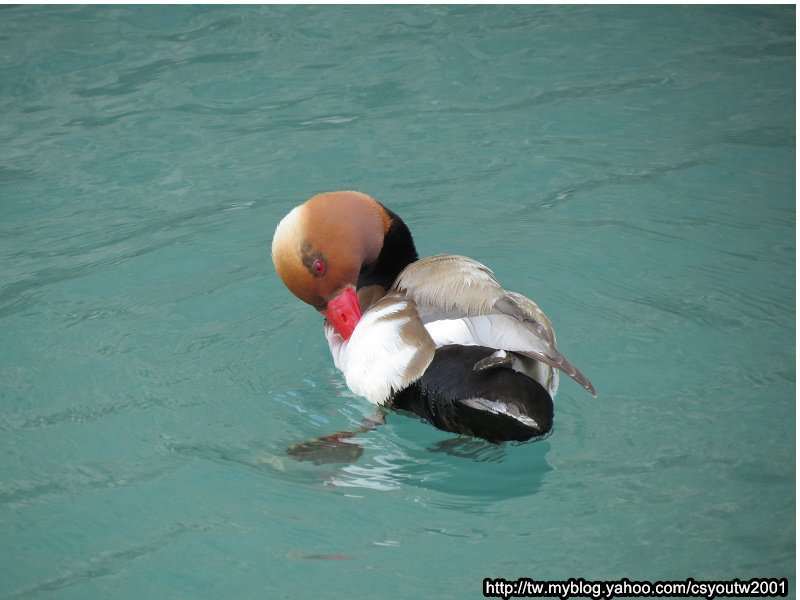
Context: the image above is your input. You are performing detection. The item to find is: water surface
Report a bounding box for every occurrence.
[0,6,795,599]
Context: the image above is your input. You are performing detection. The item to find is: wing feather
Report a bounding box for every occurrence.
[393,255,597,397]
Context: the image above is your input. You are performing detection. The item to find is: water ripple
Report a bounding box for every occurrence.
[74,52,260,98]
[151,16,240,43]
[517,159,705,211]
[0,461,171,509]
[7,521,212,599]
[0,203,245,318]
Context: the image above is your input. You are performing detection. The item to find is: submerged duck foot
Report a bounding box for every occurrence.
[285,411,386,465]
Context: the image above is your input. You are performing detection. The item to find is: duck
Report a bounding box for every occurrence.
[271,191,596,443]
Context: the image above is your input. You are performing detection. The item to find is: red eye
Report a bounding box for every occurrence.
[313,259,326,275]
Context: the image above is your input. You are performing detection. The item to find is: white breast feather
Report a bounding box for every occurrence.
[325,297,435,406]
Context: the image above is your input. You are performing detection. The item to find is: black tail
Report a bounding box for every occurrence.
[390,345,553,443]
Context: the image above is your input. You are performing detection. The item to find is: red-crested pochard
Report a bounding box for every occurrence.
[272,191,596,443]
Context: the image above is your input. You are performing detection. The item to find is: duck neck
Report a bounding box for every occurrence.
[357,205,418,290]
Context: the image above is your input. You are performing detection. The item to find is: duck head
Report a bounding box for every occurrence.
[271,191,417,340]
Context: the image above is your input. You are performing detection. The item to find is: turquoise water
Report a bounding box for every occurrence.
[1,5,794,599]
